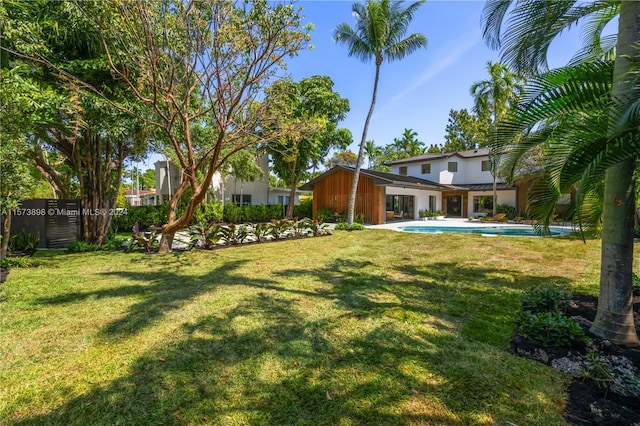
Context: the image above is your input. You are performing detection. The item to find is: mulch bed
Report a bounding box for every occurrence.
[511,293,640,425]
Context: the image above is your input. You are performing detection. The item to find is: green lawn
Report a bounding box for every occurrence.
[1,230,607,425]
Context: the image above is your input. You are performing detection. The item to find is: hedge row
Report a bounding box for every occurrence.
[113,199,312,231]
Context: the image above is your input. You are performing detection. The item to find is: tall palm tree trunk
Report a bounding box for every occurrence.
[590,0,640,346]
[348,60,381,225]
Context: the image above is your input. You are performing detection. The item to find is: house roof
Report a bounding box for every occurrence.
[299,166,517,192]
[386,147,491,165]
[299,166,448,191]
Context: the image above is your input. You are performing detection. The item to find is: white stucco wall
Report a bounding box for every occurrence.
[390,154,502,185]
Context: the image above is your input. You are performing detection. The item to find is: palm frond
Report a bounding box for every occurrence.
[483,0,616,75]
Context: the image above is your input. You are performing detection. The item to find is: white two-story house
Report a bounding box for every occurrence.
[302,147,523,224]
[386,147,518,218]
[155,155,301,208]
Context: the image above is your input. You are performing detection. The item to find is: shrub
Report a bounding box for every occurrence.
[335,222,365,231]
[193,202,223,224]
[522,287,572,314]
[188,222,222,249]
[8,230,40,252]
[252,222,272,242]
[516,311,589,348]
[269,219,292,240]
[293,198,312,219]
[65,241,102,253]
[633,272,640,293]
[496,203,516,219]
[316,208,334,221]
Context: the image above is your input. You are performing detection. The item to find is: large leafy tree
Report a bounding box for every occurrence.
[471,61,524,216]
[482,0,640,345]
[265,75,351,219]
[2,0,149,244]
[12,0,311,252]
[334,0,427,226]
[441,108,492,152]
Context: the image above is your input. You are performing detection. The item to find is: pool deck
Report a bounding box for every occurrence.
[367,217,573,231]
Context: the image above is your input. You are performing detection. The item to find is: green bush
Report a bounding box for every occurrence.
[316,208,334,222]
[496,203,516,219]
[522,287,572,314]
[113,204,172,231]
[335,222,365,231]
[223,204,282,223]
[65,241,103,253]
[8,230,40,251]
[193,202,223,224]
[293,198,312,219]
[516,311,589,348]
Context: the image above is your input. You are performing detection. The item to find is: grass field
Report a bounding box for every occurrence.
[1,229,608,425]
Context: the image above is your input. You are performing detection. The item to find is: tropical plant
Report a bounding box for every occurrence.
[333,0,427,226]
[516,311,590,348]
[269,219,292,240]
[482,0,640,345]
[471,61,525,216]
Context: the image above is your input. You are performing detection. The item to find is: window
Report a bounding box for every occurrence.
[399,166,407,175]
[428,195,437,212]
[277,195,290,205]
[447,162,458,172]
[481,160,491,172]
[421,163,431,174]
[473,196,493,214]
[231,194,252,205]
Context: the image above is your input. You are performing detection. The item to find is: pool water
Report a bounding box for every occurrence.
[398,225,572,237]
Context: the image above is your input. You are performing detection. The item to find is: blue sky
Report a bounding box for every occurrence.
[281,0,585,153]
[142,0,591,171]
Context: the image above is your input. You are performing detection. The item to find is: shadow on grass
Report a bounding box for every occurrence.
[36,259,272,337]
[15,258,571,425]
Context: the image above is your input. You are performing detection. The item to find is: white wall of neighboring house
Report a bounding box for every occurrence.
[155,160,182,203]
[156,155,300,206]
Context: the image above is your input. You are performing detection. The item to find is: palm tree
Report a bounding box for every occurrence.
[334,0,427,226]
[470,61,524,216]
[364,140,380,169]
[482,0,640,345]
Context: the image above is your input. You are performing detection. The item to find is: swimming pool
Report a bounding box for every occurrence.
[398,225,573,237]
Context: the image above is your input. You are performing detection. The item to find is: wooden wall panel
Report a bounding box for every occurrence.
[311,170,384,224]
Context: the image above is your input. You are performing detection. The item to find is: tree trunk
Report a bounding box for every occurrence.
[347,60,381,225]
[286,177,297,219]
[1,212,11,259]
[590,0,640,346]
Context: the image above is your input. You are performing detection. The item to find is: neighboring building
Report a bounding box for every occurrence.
[155,156,301,207]
[302,147,523,224]
[124,189,157,206]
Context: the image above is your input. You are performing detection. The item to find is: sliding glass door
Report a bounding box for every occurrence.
[385,195,414,219]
